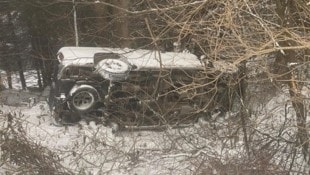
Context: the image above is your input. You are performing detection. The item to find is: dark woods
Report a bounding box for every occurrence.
[0,1,309,173]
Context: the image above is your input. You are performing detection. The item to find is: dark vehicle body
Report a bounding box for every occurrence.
[49,47,238,127]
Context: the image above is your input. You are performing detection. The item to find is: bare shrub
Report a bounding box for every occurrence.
[0,112,72,175]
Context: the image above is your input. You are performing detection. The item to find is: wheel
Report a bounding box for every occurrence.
[68,85,99,113]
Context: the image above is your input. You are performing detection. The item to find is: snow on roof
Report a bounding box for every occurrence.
[58,47,203,70]
[58,47,127,60]
[123,50,202,70]
[211,60,239,74]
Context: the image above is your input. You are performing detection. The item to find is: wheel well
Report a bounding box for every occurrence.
[69,84,100,98]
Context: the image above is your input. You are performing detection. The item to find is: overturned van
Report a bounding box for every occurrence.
[49,47,239,127]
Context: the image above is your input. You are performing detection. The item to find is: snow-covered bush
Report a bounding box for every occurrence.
[0,112,71,175]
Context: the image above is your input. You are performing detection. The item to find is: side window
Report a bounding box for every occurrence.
[60,66,93,79]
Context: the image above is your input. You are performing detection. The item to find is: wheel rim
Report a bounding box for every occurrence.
[72,91,95,111]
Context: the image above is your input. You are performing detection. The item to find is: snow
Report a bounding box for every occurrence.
[0,70,39,90]
[1,102,216,174]
[69,84,98,97]
[210,59,238,74]
[62,57,94,67]
[124,50,202,70]
[97,59,129,73]
[1,69,310,174]
[58,47,203,70]
[96,59,130,81]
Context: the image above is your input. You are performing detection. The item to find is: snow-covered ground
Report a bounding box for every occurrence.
[0,70,39,90]
[1,99,231,174]
[0,101,228,174]
[0,70,309,174]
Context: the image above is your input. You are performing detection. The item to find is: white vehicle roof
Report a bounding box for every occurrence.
[57,47,203,70]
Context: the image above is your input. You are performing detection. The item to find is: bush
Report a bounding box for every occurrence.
[0,112,72,175]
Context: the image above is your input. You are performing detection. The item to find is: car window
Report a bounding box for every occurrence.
[60,66,94,79]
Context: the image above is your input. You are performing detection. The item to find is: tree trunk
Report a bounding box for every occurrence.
[94,3,109,40]
[275,0,309,164]
[288,73,308,161]
[73,0,79,46]
[0,73,4,90]
[275,43,309,165]
[36,68,42,90]
[41,66,48,88]
[112,0,130,47]
[6,70,12,89]
[17,59,27,90]
[238,61,250,157]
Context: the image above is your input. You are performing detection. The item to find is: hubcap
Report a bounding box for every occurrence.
[72,91,94,111]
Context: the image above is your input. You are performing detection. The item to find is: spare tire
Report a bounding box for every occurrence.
[68,85,99,113]
[96,59,130,81]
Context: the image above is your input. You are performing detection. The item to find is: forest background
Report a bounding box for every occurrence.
[0,0,310,174]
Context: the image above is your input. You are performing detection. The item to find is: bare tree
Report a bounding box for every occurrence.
[274,0,310,165]
[1,0,309,174]
[112,0,131,47]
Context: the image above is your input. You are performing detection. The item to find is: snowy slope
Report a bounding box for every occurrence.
[1,71,309,174]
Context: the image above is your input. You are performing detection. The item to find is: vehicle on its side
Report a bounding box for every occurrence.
[49,47,238,127]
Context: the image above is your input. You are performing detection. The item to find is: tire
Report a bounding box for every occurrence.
[68,85,99,113]
[96,59,130,81]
